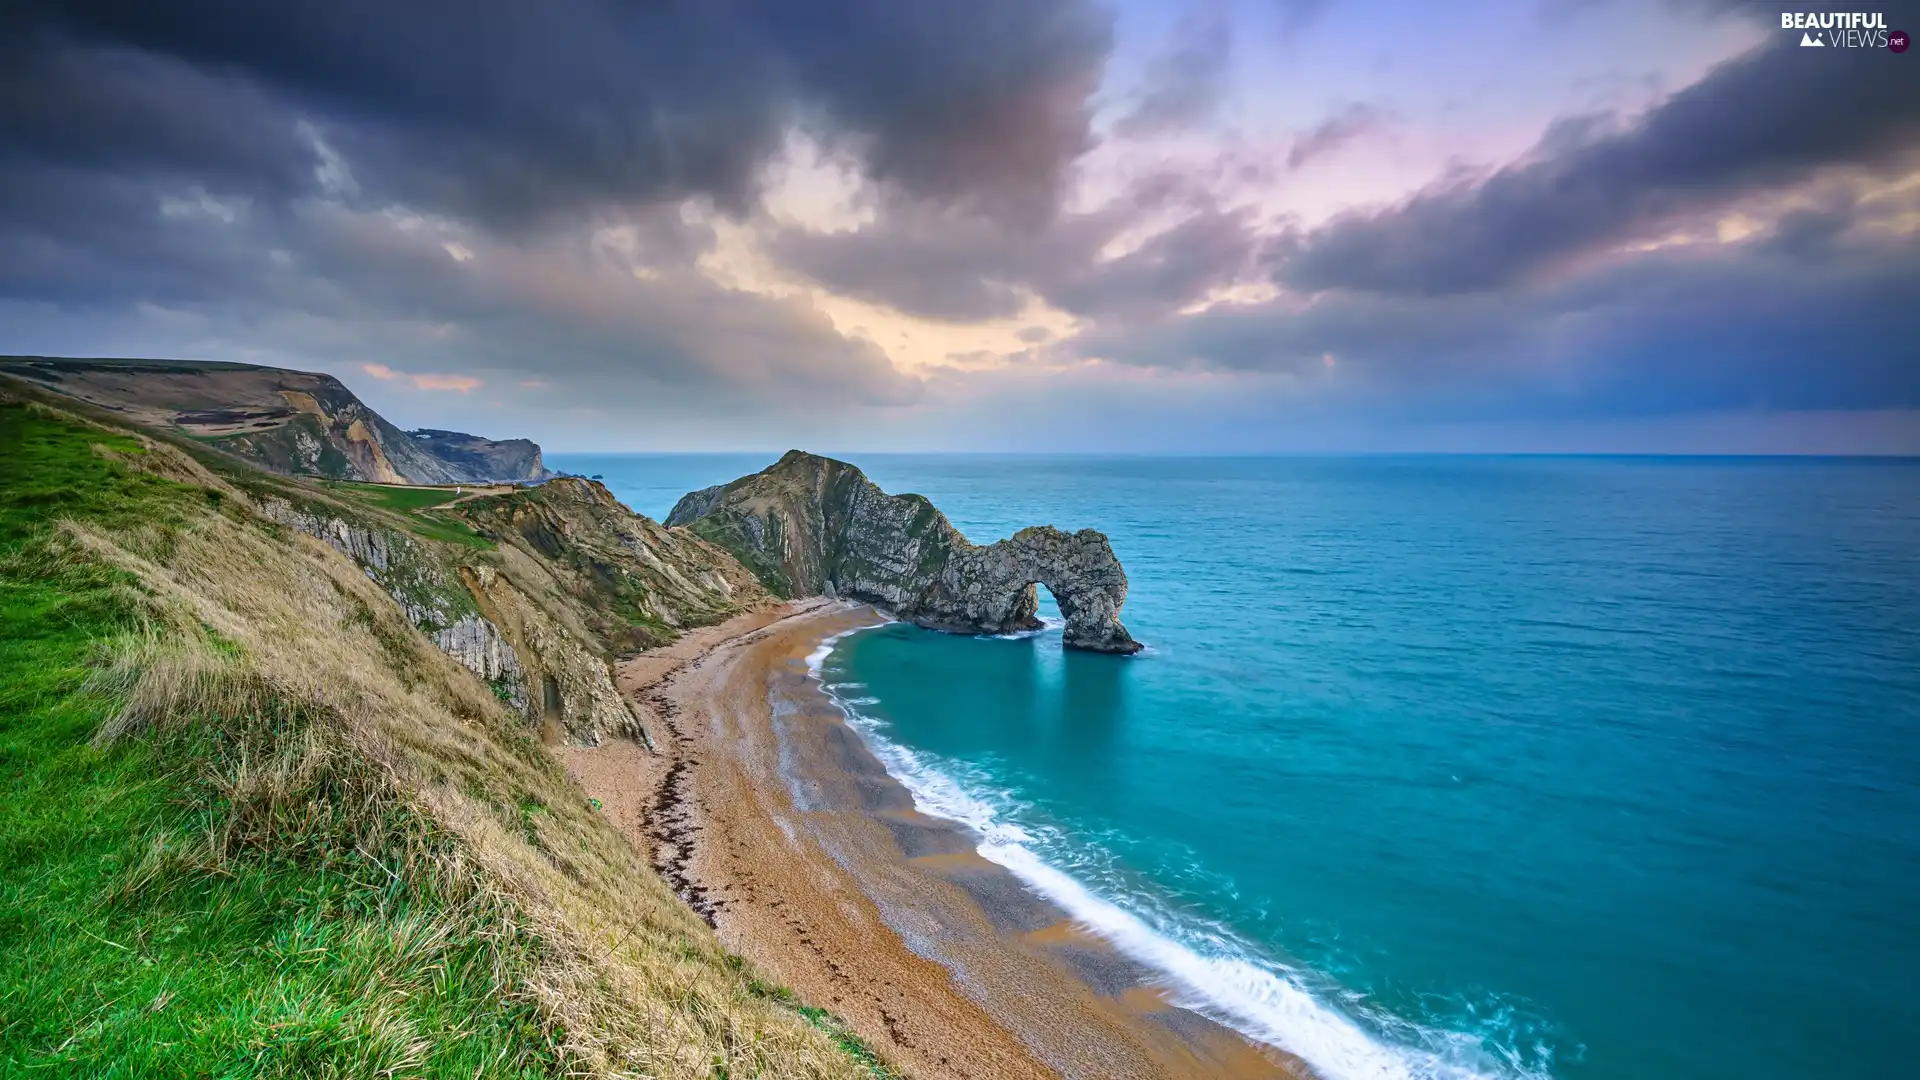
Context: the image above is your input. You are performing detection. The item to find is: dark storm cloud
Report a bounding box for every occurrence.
[0,0,1110,411]
[0,41,308,198]
[1276,38,1920,295]
[1082,202,1920,417]
[0,187,920,410]
[1115,6,1235,138]
[0,163,279,307]
[3,0,1112,229]
[1064,27,1920,427]
[6,0,1917,446]
[768,176,1262,323]
[1043,202,1259,318]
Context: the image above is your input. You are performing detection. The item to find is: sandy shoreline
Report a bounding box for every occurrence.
[558,599,1297,1080]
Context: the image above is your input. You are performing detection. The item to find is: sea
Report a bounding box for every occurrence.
[553,452,1920,1080]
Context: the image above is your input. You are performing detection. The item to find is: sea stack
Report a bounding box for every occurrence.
[668,450,1142,653]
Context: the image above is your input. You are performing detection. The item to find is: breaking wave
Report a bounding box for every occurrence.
[806,624,1557,1080]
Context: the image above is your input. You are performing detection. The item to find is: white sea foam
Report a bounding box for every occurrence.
[805,623,1550,1080]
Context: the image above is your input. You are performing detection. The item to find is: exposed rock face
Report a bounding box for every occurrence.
[406,428,552,483]
[256,490,654,745]
[2,356,549,483]
[938,526,1139,653]
[445,478,772,744]
[432,615,521,684]
[257,497,528,710]
[259,496,467,628]
[456,478,767,654]
[668,451,1141,653]
[460,562,640,746]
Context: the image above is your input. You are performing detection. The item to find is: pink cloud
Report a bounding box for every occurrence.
[359,362,399,379]
[410,373,482,392]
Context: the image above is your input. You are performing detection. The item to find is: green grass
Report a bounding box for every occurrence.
[321,482,463,515]
[736,979,897,1080]
[0,405,557,1078]
[792,1007,897,1079]
[688,513,794,599]
[318,481,495,550]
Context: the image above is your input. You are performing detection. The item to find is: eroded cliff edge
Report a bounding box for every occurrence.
[668,450,1141,654]
[2,356,553,483]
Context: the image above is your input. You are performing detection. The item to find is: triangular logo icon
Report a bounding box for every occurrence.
[1800,31,1824,45]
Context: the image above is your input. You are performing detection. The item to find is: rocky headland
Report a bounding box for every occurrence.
[668,450,1140,653]
[1,355,552,484]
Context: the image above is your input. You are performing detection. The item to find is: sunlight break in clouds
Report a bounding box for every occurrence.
[360,362,479,392]
[409,373,482,392]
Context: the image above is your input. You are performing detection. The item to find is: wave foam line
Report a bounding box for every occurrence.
[806,625,1546,1080]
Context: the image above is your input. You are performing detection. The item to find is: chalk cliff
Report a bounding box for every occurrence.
[668,451,1140,653]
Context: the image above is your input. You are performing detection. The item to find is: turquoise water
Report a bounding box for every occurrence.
[557,453,1920,1080]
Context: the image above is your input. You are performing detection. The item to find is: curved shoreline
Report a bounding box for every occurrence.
[558,599,1294,1080]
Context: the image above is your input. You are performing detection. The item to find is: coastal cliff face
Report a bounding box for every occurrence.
[457,477,767,654]
[406,427,550,484]
[1,356,551,484]
[1,361,768,746]
[668,450,1141,653]
[254,476,767,745]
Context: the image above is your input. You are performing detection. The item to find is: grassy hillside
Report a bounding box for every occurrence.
[318,480,497,549]
[0,394,893,1078]
[0,407,559,1077]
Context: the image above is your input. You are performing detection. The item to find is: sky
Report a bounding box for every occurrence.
[3,0,1917,453]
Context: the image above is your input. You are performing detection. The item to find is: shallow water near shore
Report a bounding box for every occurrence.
[560,453,1920,1080]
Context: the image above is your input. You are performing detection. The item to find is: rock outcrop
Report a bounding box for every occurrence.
[456,477,767,654]
[668,451,1140,653]
[258,496,476,630]
[253,476,771,745]
[405,428,551,484]
[459,561,642,745]
[2,356,550,483]
[256,495,531,712]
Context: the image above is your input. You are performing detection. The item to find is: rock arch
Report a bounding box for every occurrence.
[940,527,1139,653]
[669,452,1142,654]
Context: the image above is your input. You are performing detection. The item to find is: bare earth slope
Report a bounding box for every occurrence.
[1,356,550,484]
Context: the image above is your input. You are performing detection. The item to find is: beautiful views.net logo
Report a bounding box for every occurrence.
[1781,11,1908,49]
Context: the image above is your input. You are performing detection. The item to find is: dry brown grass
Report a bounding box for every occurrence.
[67,468,894,1078]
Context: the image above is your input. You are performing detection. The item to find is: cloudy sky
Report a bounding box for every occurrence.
[4,0,1917,452]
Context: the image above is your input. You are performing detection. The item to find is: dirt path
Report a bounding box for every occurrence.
[425,483,519,509]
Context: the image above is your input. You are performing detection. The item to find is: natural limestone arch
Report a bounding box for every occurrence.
[932,526,1139,653]
[669,453,1142,654]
